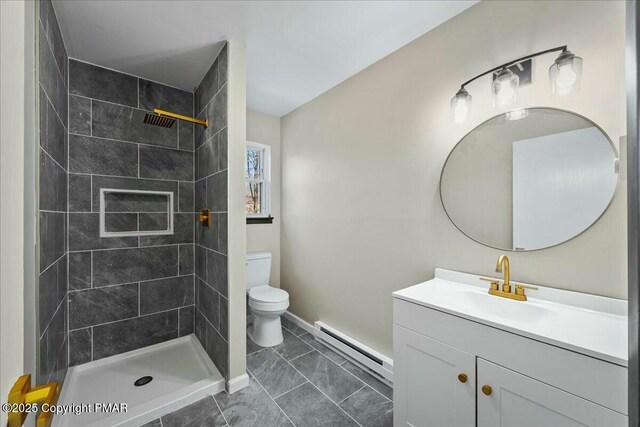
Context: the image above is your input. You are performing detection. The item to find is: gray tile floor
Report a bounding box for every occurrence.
[141,319,393,427]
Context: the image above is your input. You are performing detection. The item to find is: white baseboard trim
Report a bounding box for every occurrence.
[282,311,393,385]
[282,311,314,334]
[226,373,250,394]
[314,321,393,383]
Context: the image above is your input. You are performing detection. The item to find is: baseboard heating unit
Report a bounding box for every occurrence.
[313,321,393,383]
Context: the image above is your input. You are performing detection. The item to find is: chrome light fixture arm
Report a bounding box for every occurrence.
[450,45,582,123]
[458,45,567,91]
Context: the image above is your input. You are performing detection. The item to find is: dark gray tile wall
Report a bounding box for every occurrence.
[67,59,196,365]
[91,310,180,360]
[69,135,138,176]
[39,31,228,383]
[38,0,68,387]
[91,100,178,147]
[139,79,193,117]
[69,61,137,107]
[69,283,139,329]
[139,145,194,181]
[193,44,230,380]
[139,276,194,315]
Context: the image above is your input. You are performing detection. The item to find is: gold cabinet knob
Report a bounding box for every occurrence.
[481,385,492,396]
[457,373,468,383]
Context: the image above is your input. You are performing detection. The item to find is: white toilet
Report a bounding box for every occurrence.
[246,252,289,347]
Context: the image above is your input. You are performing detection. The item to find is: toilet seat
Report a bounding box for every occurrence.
[248,286,289,311]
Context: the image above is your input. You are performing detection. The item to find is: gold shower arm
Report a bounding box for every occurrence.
[154,109,208,127]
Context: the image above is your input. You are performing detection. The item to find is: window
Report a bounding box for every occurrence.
[245,141,271,220]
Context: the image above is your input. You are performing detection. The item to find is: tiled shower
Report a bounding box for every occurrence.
[66,58,197,364]
[193,49,230,379]
[37,0,230,389]
[38,0,69,388]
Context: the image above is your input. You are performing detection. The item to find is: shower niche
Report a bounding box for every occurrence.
[99,189,174,238]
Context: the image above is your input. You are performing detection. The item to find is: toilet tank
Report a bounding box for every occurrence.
[247,252,272,289]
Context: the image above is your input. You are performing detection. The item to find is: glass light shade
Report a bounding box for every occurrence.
[549,50,582,95]
[450,88,472,123]
[492,68,519,108]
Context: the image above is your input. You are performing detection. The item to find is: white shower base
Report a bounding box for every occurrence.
[53,335,224,427]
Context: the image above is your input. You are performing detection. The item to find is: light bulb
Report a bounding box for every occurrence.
[556,63,577,88]
[450,88,472,124]
[498,79,514,103]
[549,50,582,95]
[492,68,518,108]
[453,100,468,123]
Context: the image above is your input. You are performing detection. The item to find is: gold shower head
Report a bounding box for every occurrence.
[144,112,176,128]
[143,109,208,128]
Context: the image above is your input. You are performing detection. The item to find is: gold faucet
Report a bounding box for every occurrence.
[495,254,511,293]
[479,255,538,301]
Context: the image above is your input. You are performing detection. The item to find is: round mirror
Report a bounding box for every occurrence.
[440,108,618,251]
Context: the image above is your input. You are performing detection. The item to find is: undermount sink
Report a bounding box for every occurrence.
[393,268,627,366]
[452,290,551,324]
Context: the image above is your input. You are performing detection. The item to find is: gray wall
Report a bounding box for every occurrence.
[66,59,196,365]
[193,44,230,380]
[37,0,69,386]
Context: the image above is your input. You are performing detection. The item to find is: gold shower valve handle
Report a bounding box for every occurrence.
[199,209,210,227]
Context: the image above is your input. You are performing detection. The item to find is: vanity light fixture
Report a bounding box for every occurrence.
[450,45,582,123]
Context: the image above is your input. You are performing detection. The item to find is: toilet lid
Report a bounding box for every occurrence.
[249,286,289,303]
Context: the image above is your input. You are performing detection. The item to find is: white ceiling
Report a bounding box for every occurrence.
[53,1,477,117]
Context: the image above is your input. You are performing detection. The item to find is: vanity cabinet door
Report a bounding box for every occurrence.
[477,359,627,427]
[393,325,476,426]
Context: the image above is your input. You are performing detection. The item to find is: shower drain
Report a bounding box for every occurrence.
[134,376,153,387]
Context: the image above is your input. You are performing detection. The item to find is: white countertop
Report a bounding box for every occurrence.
[393,268,628,367]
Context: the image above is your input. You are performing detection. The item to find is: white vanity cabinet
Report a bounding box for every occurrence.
[393,269,628,427]
[393,326,475,426]
[476,359,626,427]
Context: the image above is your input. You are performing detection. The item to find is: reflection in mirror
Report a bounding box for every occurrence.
[440,108,618,251]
